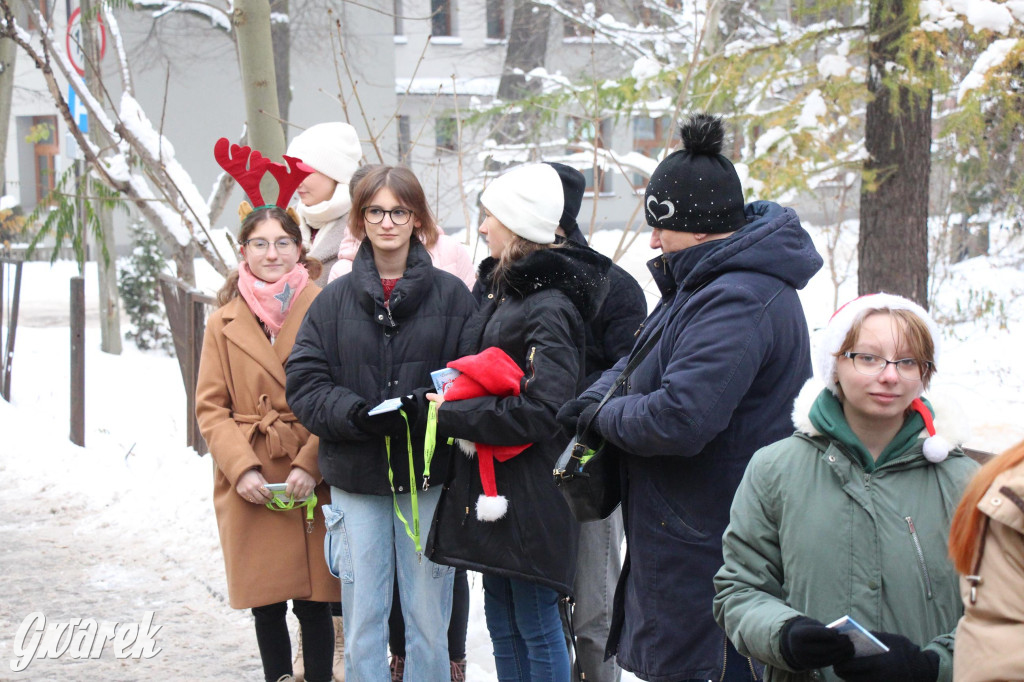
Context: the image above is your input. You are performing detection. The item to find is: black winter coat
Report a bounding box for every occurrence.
[563,225,648,383]
[285,239,477,495]
[584,201,823,681]
[427,244,611,595]
[471,227,647,383]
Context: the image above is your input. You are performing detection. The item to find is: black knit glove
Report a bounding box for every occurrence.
[833,632,939,682]
[780,616,855,671]
[352,403,407,438]
[556,397,598,436]
[399,388,432,433]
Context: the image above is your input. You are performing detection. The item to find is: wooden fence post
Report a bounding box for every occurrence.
[1,257,23,402]
[70,276,85,446]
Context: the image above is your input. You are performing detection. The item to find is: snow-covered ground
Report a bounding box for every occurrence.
[1,225,1022,680]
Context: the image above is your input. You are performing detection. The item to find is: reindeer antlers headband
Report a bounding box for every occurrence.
[213,137,313,211]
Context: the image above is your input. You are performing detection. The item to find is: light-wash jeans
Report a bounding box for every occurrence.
[484,574,571,682]
[324,486,453,682]
[565,508,623,682]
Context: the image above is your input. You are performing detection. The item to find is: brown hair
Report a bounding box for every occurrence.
[216,206,322,307]
[949,440,1024,574]
[834,308,937,390]
[347,165,439,249]
[348,163,382,201]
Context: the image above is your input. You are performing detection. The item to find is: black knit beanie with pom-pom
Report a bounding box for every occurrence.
[643,112,747,233]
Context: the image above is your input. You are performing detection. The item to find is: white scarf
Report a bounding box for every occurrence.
[296,182,352,259]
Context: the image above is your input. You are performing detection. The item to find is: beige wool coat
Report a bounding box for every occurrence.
[954,462,1024,682]
[196,285,340,609]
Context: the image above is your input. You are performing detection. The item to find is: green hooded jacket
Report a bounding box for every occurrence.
[713,386,978,682]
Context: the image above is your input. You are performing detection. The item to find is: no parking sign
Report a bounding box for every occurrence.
[65,7,106,77]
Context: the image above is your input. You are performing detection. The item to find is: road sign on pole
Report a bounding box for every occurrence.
[65,7,106,77]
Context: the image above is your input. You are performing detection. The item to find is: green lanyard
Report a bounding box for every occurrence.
[265,491,319,533]
[384,403,440,561]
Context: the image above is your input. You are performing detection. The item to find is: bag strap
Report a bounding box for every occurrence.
[577,279,709,438]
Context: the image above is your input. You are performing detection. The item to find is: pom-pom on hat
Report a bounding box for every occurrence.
[481,164,564,245]
[644,112,746,233]
[286,122,363,185]
[443,347,532,521]
[545,162,587,232]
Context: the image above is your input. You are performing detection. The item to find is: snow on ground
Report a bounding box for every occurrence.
[1,226,1021,679]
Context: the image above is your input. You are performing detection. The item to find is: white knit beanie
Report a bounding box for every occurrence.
[813,292,951,463]
[480,164,564,245]
[286,122,363,185]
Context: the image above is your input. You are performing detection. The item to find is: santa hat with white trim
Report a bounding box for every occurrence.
[812,292,954,463]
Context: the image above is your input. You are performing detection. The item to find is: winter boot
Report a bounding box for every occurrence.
[389,654,405,682]
[332,616,345,682]
[450,658,467,681]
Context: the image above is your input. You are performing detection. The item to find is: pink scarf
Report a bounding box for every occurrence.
[237,263,310,337]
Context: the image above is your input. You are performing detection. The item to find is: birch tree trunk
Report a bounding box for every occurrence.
[81,0,122,354]
[233,0,284,192]
[0,36,15,193]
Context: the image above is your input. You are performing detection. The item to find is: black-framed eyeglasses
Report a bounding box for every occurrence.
[241,237,298,254]
[842,352,929,381]
[363,206,413,226]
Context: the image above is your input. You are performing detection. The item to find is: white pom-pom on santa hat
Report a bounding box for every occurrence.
[476,494,509,521]
[910,397,952,463]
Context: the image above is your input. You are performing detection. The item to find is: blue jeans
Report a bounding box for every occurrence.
[484,574,570,682]
[324,486,453,682]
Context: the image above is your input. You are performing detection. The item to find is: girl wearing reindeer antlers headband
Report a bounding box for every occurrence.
[196,139,337,682]
[284,165,477,681]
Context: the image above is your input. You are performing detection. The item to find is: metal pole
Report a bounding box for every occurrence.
[70,276,85,445]
[2,259,22,402]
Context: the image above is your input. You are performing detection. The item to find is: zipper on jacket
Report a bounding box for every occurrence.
[905,516,934,599]
[523,346,537,392]
[718,637,727,681]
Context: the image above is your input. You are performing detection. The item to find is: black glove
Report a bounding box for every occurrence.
[352,403,408,439]
[556,397,598,436]
[833,632,939,682]
[399,388,432,433]
[780,616,855,671]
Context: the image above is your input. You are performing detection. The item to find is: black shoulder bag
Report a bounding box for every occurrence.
[553,323,665,523]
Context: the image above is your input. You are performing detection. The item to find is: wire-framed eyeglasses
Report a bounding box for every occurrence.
[242,237,298,254]
[363,207,413,226]
[842,352,929,381]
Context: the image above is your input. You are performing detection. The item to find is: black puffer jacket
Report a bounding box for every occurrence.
[285,239,477,495]
[426,244,611,595]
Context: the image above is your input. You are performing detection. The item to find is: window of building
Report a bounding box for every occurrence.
[393,0,403,35]
[486,0,505,39]
[567,117,611,193]
[435,117,458,154]
[431,0,453,37]
[397,116,411,164]
[632,115,673,189]
[25,116,59,208]
[563,0,602,38]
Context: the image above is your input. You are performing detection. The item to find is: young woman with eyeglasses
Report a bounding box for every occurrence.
[285,166,477,682]
[196,204,340,682]
[713,293,978,682]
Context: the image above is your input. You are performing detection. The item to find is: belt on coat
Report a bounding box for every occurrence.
[234,394,301,459]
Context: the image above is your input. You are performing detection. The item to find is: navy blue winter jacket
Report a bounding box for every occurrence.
[583,201,823,681]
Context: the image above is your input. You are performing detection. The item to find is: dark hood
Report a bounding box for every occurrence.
[650,200,822,295]
[478,244,612,322]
